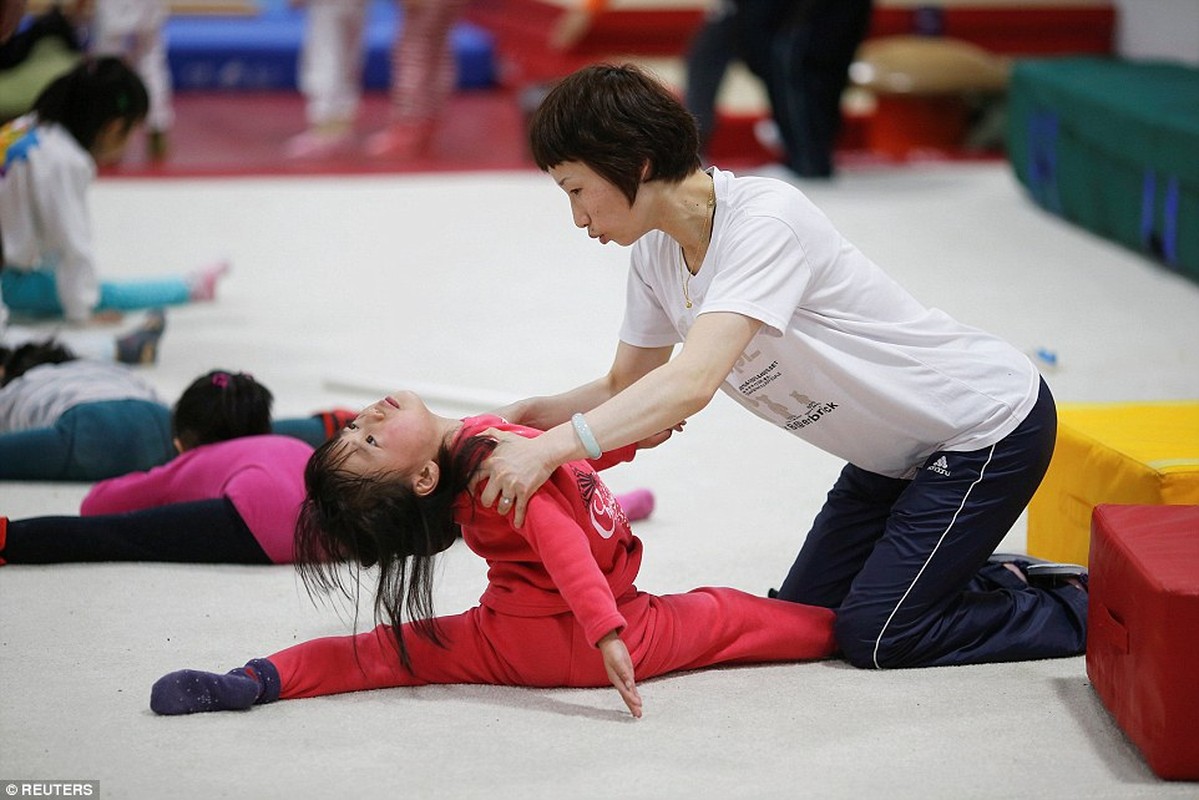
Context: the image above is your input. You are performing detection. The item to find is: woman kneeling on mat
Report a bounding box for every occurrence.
[149,390,835,718]
[472,64,1087,669]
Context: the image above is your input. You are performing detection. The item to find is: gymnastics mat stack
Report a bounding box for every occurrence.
[1007,57,1199,284]
[1087,503,1199,781]
[164,0,495,92]
[1026,402,1199,566]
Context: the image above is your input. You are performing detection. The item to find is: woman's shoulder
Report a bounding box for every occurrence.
[717,168,816,215]
[715,167,836,243]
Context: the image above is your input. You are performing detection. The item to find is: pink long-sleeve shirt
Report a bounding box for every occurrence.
[455,416,643,647]
[80,435,313,564]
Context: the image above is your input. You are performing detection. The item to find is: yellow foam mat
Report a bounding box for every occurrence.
[1027,402,1199,564]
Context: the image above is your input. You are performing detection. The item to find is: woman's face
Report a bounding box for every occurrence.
[339,391,444,481]
[548,161,644,246]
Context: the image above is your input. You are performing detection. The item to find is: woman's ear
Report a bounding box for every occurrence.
[412,461,440,497]
[173,437,185,454]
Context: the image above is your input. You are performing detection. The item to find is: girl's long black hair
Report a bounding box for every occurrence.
[294,431,496,669]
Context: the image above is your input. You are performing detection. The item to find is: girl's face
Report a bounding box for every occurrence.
[339,391,447,485]
[90,118,139,166]
[549,161,646,246]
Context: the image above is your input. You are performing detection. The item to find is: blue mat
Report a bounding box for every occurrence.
[165,0,495,91]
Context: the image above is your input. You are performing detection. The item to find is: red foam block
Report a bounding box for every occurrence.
[1087,503,1199,781]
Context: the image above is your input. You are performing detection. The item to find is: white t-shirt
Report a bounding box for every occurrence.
[0,116,100,322]
[619,168,1039,479]
[0,360,163,433]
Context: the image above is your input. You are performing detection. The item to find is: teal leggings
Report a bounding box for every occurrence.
[0,401,329,482]
[1,267,191,317]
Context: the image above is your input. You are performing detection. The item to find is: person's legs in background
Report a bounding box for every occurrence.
[683,0,739,163]
[285,0,368,159]
[766,0,873,178]
[732,0,872,178]
[90,0,174,161]
[1,497,271,563]
[365,0,469,159]
[2,263,228,318]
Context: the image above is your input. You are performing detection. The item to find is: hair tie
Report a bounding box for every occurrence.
[212,372,230,389]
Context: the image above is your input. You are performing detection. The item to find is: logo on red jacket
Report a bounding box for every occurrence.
[572,467,625,539]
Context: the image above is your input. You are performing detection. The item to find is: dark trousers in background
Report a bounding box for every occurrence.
[3,497,271,564]
[735,0,873,177]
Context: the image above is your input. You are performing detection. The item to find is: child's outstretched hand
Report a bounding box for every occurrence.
[150,658,280,715]
[598,631,642,718]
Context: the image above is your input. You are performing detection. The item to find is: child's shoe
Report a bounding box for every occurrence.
[314,408,358,440]
[188,260,231,302]
[284,125,355,160]
[115,308,167,365]
[618,488,655,522]
[364,120,433,160]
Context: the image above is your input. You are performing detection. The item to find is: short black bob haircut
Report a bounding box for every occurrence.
[528,63,701,206]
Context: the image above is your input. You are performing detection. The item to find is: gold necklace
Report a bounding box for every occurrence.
[680,176,716,309]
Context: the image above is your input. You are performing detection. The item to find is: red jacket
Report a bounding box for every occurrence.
[454,415,643,648]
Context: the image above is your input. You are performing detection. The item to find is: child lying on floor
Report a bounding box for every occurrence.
[150,390,835,718]
[0,340,343,481]
[0,370,654,564]
[1,369,312,564]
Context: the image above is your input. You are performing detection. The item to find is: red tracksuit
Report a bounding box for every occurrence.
[270,416,835,699]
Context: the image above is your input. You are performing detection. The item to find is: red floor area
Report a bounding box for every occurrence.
[108,87,538,178]
[109,85,800,179]
[107,85,997,180]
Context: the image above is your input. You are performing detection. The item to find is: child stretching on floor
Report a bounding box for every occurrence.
[0,369,311,564]
[0,369,654,562]
[0,342,349,480]
[148,390,834,718]
[0,56,227,325]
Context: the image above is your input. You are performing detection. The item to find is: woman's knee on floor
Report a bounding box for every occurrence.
[834,605,922,670]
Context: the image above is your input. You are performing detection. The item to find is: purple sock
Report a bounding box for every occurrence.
[150,658,280,715]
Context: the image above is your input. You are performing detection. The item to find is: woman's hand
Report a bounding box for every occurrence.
[477,428,555,527]
[598,631,642,718]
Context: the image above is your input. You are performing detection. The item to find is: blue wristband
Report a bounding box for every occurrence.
[571,413,602,459]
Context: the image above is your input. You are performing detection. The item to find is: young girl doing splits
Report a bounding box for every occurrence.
[150,391,835,718]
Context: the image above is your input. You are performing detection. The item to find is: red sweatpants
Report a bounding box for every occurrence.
[272,587,836,699]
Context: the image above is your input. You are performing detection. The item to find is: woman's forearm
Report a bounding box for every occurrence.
[498,376,619,431]
[558,312,761,458]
